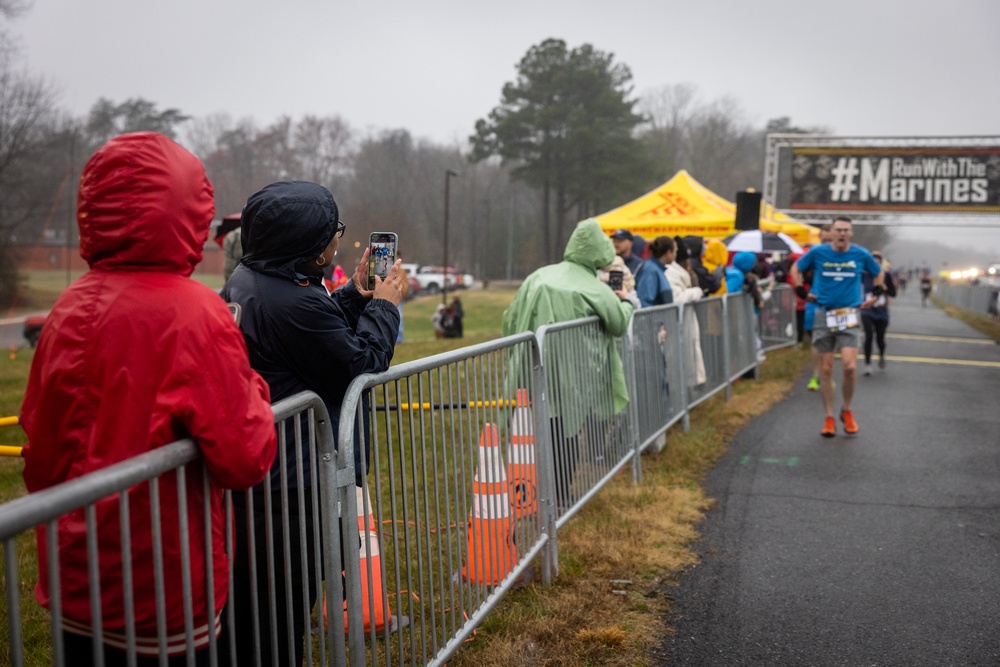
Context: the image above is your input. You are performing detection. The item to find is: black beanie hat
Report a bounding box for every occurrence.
[674,236,691,263]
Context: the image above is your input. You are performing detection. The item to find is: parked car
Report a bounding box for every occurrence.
[400,263,475,295]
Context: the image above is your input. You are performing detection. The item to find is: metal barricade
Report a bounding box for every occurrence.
[726,292,759,384]
[337,332,554,667]
[537,316,637,528]
[686,296,729,409]
[0,392,342,667]
[625,304,686,456]
[759,284,797,351]
[1,290,791,666]
[936,281,1000,316]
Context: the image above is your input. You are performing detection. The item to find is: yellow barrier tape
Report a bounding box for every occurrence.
[391,398,520,412]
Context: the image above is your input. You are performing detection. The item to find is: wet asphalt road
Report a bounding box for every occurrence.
[662,286,1000,666]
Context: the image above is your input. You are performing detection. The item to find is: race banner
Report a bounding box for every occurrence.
[789,147,1000,213]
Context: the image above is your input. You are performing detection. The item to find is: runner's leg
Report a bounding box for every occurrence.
[875,319,888,359]
[861,315,875,364]
[819,351,836,418]
[840,345,858,411]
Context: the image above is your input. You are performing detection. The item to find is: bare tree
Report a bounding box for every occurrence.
[294,115,354,185]
[84,97,189,147]
[201,117,265,216]
[183,112,235,158]
[684,96,760,195]
[0,0,30,54]
[0,0,29,19]
[638,82,699,179]
[0,47,58,307]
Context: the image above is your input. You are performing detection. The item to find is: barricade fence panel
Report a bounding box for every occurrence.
[538,316,643,528]
[338,333,552,666]
[626,305,686,452]
[759,284,797,351]
[936,281,1000,316]
[0,392,341,667]
[727,293,759,380]
[0,291,792,666]
[687,297,729,408]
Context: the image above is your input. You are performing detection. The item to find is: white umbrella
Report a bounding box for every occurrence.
[723,230,803,255]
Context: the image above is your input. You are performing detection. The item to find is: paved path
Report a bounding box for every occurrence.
[662,286,1000,666]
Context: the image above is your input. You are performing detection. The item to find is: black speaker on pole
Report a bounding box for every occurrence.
[734,190,762,231]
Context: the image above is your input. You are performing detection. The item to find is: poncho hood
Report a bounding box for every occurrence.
[564,218,617,271]
[77,132,215,276]
[239,181,339,282]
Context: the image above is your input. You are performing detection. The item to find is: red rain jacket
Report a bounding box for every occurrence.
[20,132,277,656]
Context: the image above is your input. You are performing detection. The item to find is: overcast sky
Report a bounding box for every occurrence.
[11,0,1000,262]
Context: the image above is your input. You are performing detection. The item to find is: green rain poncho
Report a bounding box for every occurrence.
[501,218,634,434]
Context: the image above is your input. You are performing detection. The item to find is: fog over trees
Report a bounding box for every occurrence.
[0,3,833,307]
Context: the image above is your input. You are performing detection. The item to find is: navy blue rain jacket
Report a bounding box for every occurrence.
[221,181,400,488]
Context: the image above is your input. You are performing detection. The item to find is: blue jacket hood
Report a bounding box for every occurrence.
[733,251,756,274]
[240,181,339,281]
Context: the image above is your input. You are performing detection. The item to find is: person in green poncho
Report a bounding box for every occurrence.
[501,218,634,507]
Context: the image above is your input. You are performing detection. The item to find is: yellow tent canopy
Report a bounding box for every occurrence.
[595,170,820,246]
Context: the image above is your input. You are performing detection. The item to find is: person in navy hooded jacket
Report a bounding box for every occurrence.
[220,181,404,666]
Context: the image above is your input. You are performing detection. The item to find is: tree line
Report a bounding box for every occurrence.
[1,10,827,308]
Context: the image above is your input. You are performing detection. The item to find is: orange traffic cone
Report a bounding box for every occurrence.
[506,388,537,518]
[462,423,517,585]
[325,485,402,634]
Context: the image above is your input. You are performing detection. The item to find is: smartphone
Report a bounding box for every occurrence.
[367,232,398,290]
[608,269,623,291]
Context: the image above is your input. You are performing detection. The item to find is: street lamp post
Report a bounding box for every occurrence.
[442,169,459,304]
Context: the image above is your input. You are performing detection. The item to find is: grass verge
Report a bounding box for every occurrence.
[931,294,1000,342]
[443,346,808,667]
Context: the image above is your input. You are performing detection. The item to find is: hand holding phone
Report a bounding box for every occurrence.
[367,232,398,290]
[372,258,404,306]
[608,269,624,292]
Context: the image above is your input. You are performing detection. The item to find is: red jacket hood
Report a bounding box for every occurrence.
[78,132,215,276]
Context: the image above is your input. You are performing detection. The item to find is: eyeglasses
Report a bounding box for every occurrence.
[335,220,346,238]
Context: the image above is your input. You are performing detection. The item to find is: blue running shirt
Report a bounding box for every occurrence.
[796,244,882,309]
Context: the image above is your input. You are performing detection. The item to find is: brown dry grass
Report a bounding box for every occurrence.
[931,294,1000,342]
[444,347,806,667]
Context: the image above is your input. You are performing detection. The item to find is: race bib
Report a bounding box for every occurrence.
[825,307,859,331]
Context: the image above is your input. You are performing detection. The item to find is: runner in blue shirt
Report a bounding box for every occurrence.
[791,216,884,438]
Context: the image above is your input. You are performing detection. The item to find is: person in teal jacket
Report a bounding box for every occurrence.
[502,218,634,506]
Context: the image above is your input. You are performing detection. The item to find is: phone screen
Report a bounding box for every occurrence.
[367,232,398,290]
[608,269,623,291]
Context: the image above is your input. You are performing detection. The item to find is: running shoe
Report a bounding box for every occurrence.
[807,376,819,391]
[840,408,859,435]
[821,416,836,438]
[878,356,886,369]
[863,363,872,377]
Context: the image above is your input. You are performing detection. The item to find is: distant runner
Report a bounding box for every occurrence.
[919,270,933,308]
[791,216,884,437]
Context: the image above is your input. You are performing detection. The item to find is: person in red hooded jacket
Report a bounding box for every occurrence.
[20,132,277,665]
